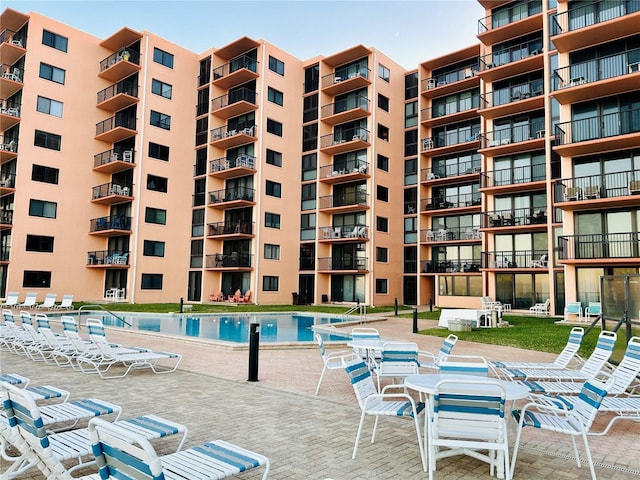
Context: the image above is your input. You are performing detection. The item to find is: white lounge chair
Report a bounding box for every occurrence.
[529,298,550,315]
[16,292,37,309]
[52,294,74,310]
[35,293,56,310]
[1,291,19,308]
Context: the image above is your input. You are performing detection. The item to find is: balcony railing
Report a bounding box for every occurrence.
[422,159,481,181]
[92,182,132,199]
[97,80,138,103]
[481,164,546,188]
[0,172,16,188]
[318,192,369,209]
[559,233,640,260]
[423,258,481,273]
[0,134,17,154]
[210,153,255,172]
[553,47,640,90]
[554,170,640,202]
[482,249,549,269]
[479,39,543,70]
[321,65,370,88]
[90,215,132,232]
[551,0,640,35]
[93,148,134,168]
[423,129,480,151]
[319,127,370,148]
[478,0,542,33]
[421,94,480,121]
[317,257,367,271]
[210,124,255,141]
[211,87,257,111]
[481,120,545,147]
[480,79,543,108]
[483,207,547,228]
[205,253,253,268]
[0,209,13,225]
[0,246,10,261]
[0,99,20,117]
[87,250,130,265]
[320,161,368,178]
[0,29,25,48]
[554,108,640,146]
[212,55,258,79]
[208,186,255,204]
[319,225,368,240]
[96,116,136,136]
[422,65,479,91]
[299,257,315,270]
[99,49,140,71]
[207,221,254,236]
[0,65,22,82]
[422,227,481,242]
[321,95,370,118]
[421,194,481,211]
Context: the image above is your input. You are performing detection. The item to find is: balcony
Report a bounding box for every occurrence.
[89,215,132,235]
[321,66,371,96]
[0,208,13,226]
[95,116,137,143]
[477,40,544,82]
[477,0,543,45]
[482,249,549,269]
[91,182,133,205]
[208,187,255,208]
[551,1,640,52]
[0,134,17,161]
[479,121,545,155]
[318,192,369,212]
[210,124,256,149]
[421,160,481,183]
[483,207,548,230]
[212,55,259,90]
[554,170,640,211]
[87,250,130,267]
[552,48,640,104]
[479,79,544,119]
[420,97,480,128]
[0,29,26,66]
[318,225,369,242]
[299,257,315,271]
[205,253,253,270]
[207,221,255,238]
[420,66,479,99]
[319,128,370,155]
[558,233,640,263]
[421,227,481,243]
[421,130,480,156]
[1,64,23,98]
[480,164,546,193]
[421,193,481,212]
[211,88,257,119]
[209,153,256,179]
[98,49,141,82]
[96,81,139,112]
[423,259,482,273]
[0,172,16,192]
[0,100,20,130]
[320,95,371,125]
[317,257,368,272]
[554,108,640,157]
[319,161,369,184]
[93,149,135,174]
[0,246,10,262]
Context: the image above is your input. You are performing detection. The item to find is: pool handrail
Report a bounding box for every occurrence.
[78,304,131,327]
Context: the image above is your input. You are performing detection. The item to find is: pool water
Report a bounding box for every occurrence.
[78,312,349,344]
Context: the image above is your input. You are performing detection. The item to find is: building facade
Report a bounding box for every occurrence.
[1,1,639,311]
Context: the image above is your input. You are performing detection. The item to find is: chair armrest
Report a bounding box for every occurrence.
[326,350,357,361]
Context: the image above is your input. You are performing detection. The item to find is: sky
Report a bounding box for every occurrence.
[3,0,485,69]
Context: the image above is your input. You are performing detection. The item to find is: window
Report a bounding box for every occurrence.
[42,30,68,52]
[147,174,168,193]
[31,165,59,184]
[34,130,61,151]
[29,199,57,219]
[376,247,388,262]
[263,275,279,291]
[36,96,63,117]
[265,180,281,198]
[405,101,418,128]
[39,63,65,84]
[265,212,281,229]
[151,79,172,99]
[150,111,171,130]
[301,183,316,210]
[26,235,54,253]
[376,216,388,232]
[301,153,317,181]
[268,55,285,75]
[141,273,163,289]
[378,64,390,82]
[378,94,389,112]
[264,244,280,260]
[303,94,318,122]
[302,123,317,151]
[153,47,174,68]
[143,240,165,257]
[267,87,283,106]
[377,185,389,202]
[377,124,389,141]
[145,207,166,225]
[149,142,169,161]
[266,149,282,167]
[375,279,388,294]
[23,271,51,288]
[377,154,389,171]
[266,118,283,136]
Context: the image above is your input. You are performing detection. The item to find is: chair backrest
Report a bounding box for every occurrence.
[19,310,32,326]
[609,336,640,394]
[244,290,252,301]
[587,302,601,315]
[344,358,377,410]
[88,418,165,480]
[438,334,458,360]
[22,293,37,306]
[351,327,380,340]
[580,330,617,377]
[439,354,489,376]
[315,333,328,361]
[378,342,419,376]
[572,376,610,430]
[41,294,56,306]
[553,327,584,367]
[60,294,74,305]
[61,315,78,334]
[3,291,19,305]
[87,318,116,356]
[565,302,581,314]
[2,308,15,323]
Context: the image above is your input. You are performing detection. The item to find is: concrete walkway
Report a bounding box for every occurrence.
[2,315,639,479]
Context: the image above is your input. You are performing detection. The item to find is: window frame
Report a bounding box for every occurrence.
[26,234,54,253]
[267,86,284,106]
[268,55,285,75]
[36,96,63,117]
[262,275,279,291]
[265,180,282,198]
[266,149,282,167]
[146,174,168,193]
[151,78,173,99]
[153,47,174,68]
[39,62,65,84]
[265,212,281,229]
[141,273,163,289]
[143,240,166,257]
[42,30,68,52]
[28,199,57,219]
[34,130,61,151]
[148,142,170,161]
[31,164,59,184]
[150,110,171,130]
[266,118,283,136]
[264,243,281,260]
[144,207,167,225]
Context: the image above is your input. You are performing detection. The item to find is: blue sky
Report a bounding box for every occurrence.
[4,0,485,69]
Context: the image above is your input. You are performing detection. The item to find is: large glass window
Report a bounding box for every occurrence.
[42,30,68,52]
[39,63,65,84]
[153,47,174,68]
[268,56,285,75]
[36,96,63,117]
[267,87,283,106]
[151,79,172,99]
[26,235,54,252]
[150,111,171,130]
[34,130,61,150]
[31,165,59,184]
[141,274,163,289]
[29,199,57,219]
[145,207,166,225]
[143,240,165,257]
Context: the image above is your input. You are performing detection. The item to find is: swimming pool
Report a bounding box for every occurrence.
[75,312,350,344]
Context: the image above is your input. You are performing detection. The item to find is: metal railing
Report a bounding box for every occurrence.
[554,47,640,90]
[422,64,479,91]
[481,164,546,188]
[210,124,255,141]
[421,227,481,242]
[481,120,545,147]
[97,79,138,103]
[551,0,640,35]
[207,221,254,236]
[482,249,549,269]
[211,87,257,111]
[483,207,548,228]
[99,49,140,71]
[554,108,640,146]
[321,65,370,88]
[478,0,542,33]
[318,192,369,209]
[320,161,369,178]
[559,233,640,260]
[423,259,482,273]
[90,215,132,232]
[96,115,136,136]
[93,148,134,168]
[212,55,258,80]
[319,225,368,240]
[319,127,370,148]
[421,93,480,121]
[554,169,640,202]
[0,172,16,188]
[480,79,543,108]
[92,182,132,199]
[479,39,543,70]
[321,95,370,118]
[205,253,253,268]
[87,250,130,266]
[210,153,256,172]
[422,159,481,181]
[0,246,10,261]
[421,194,481,211]
[208,187,255,204]
[0,210,13,225]
[78,305,130,327]
[317,257,368,271]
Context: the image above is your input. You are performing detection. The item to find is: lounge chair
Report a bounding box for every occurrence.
[209,290,224,302]
[529,298,550,315]
[35,293,56,310]
[1,291,19,308]
[52,294,74,310]
[418,333,458,371]
[16,292,37,309]
[229,288,242,302]
[239,289,252,303]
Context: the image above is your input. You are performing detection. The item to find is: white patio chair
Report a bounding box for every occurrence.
[343,358,427,472]
[52,294,74,310]
[373,341,420,391]
[1,291,19,307]
[585,302,601,319]
[529,298,550,315]
[35,293,56,310]
[314,333,354,395]
[418,333,458,372]
[438,354,489,377]
[564,301,583,322]
[350,327,381,365]
[16,292,37,309]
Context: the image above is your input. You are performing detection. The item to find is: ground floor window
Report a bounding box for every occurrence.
[438,275,482,296]
[495,273,548,309]
[330,274,365,303]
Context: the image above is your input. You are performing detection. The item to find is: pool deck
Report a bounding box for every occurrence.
[2,313,639,479]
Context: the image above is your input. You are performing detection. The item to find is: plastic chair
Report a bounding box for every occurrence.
[314,333,353,395]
